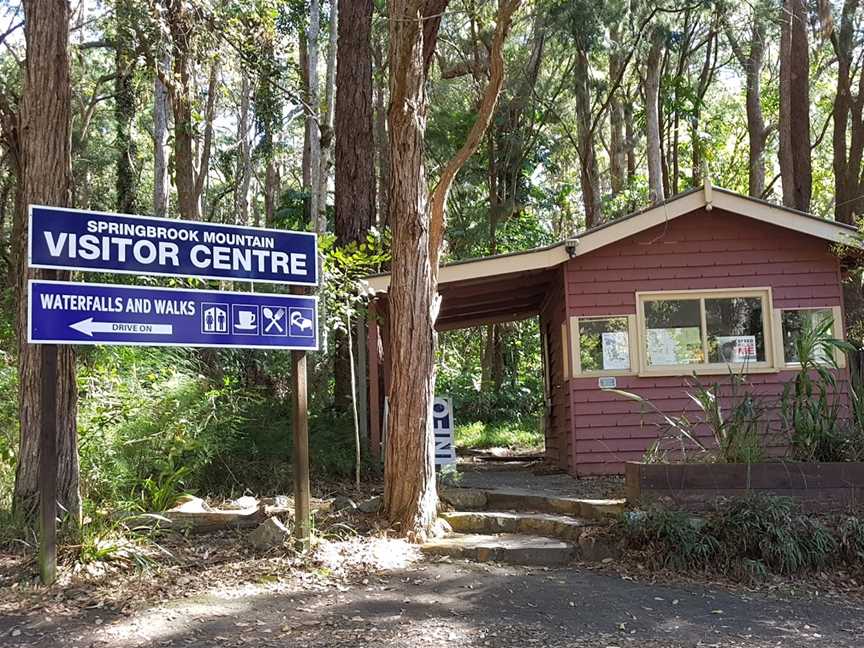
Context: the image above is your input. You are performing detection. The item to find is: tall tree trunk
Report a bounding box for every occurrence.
[779,0,811,212]
[384,0,439,539]
[114,0,137,213]
[690,28,717,186]
[234,74,252,225]
[726,15,767,197]
[624,93,636,182]
[14,0,81,524]
[317,0,338,231]
[574,49,600,227]
[385,0,519,539]
[608,27,625,195]
[306,0,322,232]
[831,0,863,224]
[153,52,170,217]
[334,0,374,408]
[193,60,219,220]
[264,158,278,226]
[167,1,199,219]
[645,26,665,203]
[373,38,390,228]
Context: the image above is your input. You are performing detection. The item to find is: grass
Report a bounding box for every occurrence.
[454,419,544,451]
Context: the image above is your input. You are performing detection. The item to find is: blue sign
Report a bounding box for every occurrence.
[29,280,318,350]
[29,205,318,285]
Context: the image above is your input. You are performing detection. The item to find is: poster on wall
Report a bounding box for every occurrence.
[601,331,630,370]
[647,327,702,365]
[715,335,757,362]
[646,328,678,365]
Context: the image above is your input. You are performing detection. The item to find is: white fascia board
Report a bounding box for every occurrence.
[366,244,569,293]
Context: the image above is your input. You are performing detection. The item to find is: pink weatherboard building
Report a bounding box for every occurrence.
[365,185,861,476]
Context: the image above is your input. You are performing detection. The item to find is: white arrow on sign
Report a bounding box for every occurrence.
[69,317,173,337]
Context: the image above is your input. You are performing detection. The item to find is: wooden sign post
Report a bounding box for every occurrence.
[28,205,321,582]
[38,341,58,585]
[292,349,311,550]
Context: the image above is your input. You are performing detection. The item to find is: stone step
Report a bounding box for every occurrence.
[422,533,575,566]
[440,487,626,519]
[442,510,598,542]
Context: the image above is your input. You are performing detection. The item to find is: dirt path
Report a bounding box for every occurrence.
[3,560,862,648]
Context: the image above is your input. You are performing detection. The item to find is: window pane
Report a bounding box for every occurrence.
[644,299,703,365]
[705,296,766,363]
[781,308,833,363]
[579,317,630,372]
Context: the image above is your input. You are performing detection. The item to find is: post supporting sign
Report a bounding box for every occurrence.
[28,205,320,583]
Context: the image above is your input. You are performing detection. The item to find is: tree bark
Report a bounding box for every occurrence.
[317,0,338,231]
[114,0,137,213]
[574,49,601,227]
[779,0,811,212]
[373,37,390,228]
[234,74,252,225]
[334,0,375,408]
[306,0,322,232]
[153,51,170,217]
[644,26,665,203]
[609,27,625,195]
[725,15,767,197]
[384,0,440,539]
[193,60,219,219]
[385,0,519,539]
[624,93,636,182]
[166,0,199,219]
[830,0,863,224]
[14,0,81,525]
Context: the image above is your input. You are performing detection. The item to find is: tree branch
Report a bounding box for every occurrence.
[427,0,521,270]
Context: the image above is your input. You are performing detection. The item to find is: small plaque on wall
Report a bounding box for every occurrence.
[598,376,617,390]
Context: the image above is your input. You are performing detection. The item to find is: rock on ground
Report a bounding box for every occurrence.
[246,517,290,551]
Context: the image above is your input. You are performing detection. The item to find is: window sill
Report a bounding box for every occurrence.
[637,363,779,378]
[573,369,636,378]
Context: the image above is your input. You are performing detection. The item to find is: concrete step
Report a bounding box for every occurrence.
[442,510,598,542]
[440,487,626,519]
[422,533,575,566]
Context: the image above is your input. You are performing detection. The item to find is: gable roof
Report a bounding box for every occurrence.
[366,183,861,293]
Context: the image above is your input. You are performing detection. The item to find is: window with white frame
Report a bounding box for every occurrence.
[637,288,773,372]
[570,315,634,375]
[777,306,844,366]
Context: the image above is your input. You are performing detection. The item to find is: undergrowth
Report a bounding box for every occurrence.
[619,495,864,580]
[454,419,543,450]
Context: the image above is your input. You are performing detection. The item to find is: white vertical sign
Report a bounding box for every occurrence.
[432,396,456,466]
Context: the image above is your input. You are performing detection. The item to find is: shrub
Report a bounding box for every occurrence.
[780,316,854,462]
[710,495,836,576]
[613,371,766,464]
[621,507,719,570]
[619,495,858,580]
[0,353,17,514]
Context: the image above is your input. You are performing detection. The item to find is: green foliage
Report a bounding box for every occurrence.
[711,495,836,576]
[781,316,856,462]
[620,495,858,579]
[454,419,543,451]
[612,371,766,464]
[437,319,544,425]
[621,507,719,570]
[0,352,17,514]
[74,346,372,513]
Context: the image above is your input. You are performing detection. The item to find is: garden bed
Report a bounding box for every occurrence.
[625,461,864,512]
